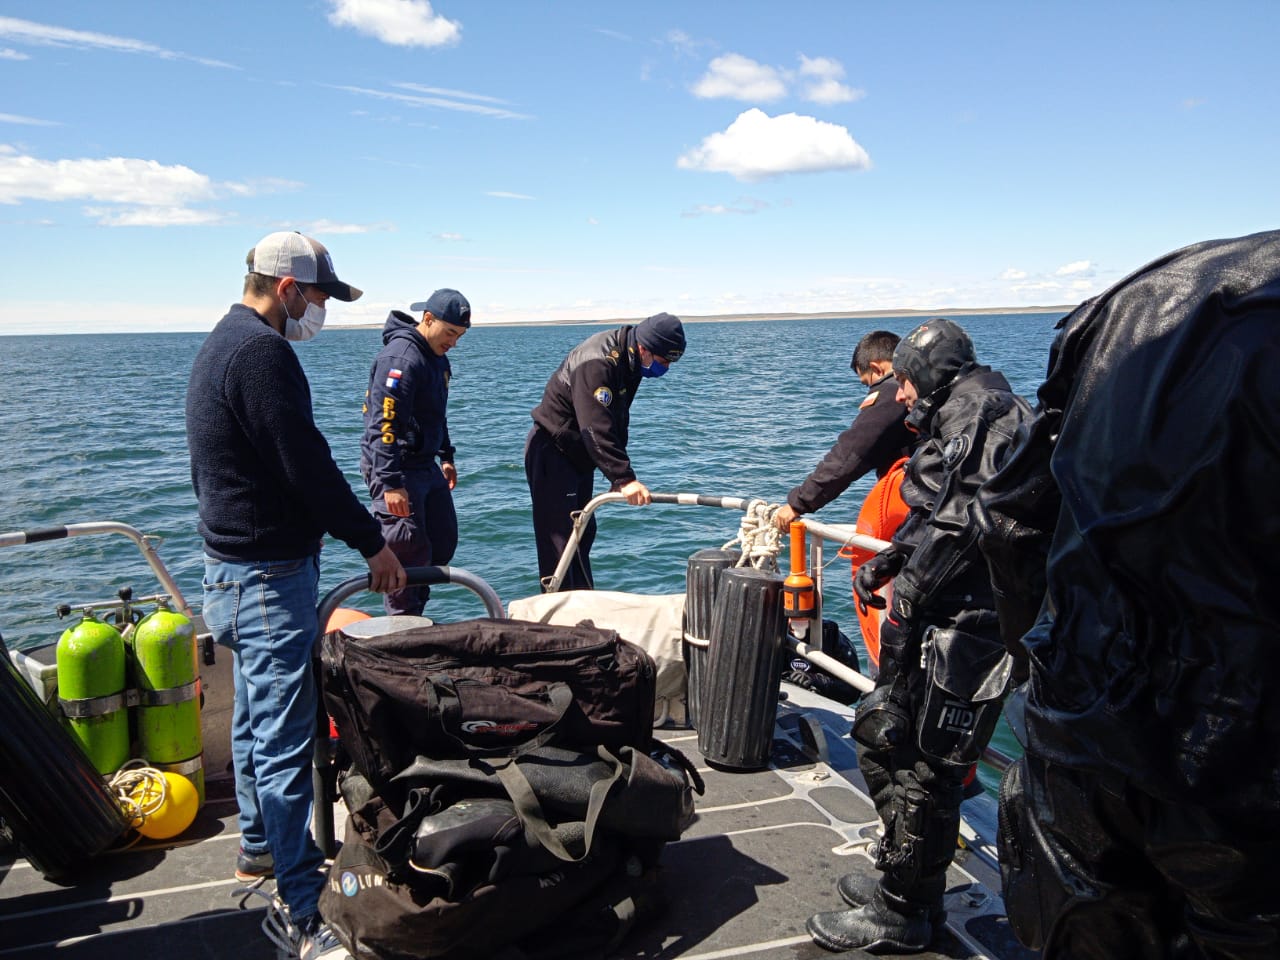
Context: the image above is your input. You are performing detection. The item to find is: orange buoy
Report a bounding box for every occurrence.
[838,457,910,668]
[325,606,372,633]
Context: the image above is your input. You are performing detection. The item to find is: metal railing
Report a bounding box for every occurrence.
[541,492,1016,773]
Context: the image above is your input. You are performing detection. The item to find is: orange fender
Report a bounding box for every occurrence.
[838,457,910,669]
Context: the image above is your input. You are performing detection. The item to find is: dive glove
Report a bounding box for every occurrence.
[854,549,905,613]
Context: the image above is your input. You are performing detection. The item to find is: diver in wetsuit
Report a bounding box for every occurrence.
[807,318,1030,954]
[976,230,1280,959]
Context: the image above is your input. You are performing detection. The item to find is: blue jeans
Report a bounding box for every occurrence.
[202,553,325,922]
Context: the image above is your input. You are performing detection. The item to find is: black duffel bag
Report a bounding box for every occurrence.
[320,618,657,792]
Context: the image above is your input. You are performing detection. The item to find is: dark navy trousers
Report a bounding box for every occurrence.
[363,462,457,615]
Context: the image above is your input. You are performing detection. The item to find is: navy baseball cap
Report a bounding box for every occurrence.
[635,312,685,361]
[411,289,471,327]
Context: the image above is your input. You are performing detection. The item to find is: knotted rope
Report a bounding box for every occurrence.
[722,499,782,570]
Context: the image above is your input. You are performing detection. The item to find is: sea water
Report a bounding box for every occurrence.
[0,312,1064,787]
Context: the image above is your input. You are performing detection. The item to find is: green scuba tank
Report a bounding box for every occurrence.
[129,603,204,805]
[56,614,129,776]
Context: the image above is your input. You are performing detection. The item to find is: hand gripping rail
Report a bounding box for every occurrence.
[312,564,505,856]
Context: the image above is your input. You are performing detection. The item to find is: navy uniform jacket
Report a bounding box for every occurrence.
[185,303,384,562]
[530,326,644,485]
[360,311,454,491]
[787,373,914,515]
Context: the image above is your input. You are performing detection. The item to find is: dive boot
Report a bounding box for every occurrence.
[807,882,935,954]
[837,872,946,925]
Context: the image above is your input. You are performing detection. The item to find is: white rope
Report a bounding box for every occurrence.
[722,499,782,571]
[109,758,169,833]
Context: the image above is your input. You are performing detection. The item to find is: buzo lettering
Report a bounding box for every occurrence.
[380,396,396,444]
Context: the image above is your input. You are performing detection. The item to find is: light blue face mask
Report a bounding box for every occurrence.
[640,356,669,378]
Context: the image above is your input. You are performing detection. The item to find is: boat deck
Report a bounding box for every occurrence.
[1,687,1033,959]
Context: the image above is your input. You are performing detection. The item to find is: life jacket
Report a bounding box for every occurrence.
[838,456,910,668]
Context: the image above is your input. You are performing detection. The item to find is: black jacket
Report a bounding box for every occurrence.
[185,303,384,562]
[891,365,1031,626]
[787,374,914,515]
[977,229,1280,811]
[530,326,644,484]
[360,310,454,490]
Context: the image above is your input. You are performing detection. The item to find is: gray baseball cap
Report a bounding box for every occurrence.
[247,231,363,301]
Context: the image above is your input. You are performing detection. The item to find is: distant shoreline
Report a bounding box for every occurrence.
[332,304,1075,331]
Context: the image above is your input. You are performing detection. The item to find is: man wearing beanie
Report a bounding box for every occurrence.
[360,288,471,616]
[525,311,685,590]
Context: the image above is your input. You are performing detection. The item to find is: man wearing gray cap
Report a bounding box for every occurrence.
[360,289,471,616]
[525,312,685,591]
[186,231,405,960]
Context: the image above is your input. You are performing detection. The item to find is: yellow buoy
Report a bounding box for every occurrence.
[129,770,199,840]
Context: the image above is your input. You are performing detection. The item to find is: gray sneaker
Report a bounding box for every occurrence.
[296,914,349,960]
[235,847,275,882]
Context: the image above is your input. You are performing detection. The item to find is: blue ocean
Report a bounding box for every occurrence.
[0,312,1064,785]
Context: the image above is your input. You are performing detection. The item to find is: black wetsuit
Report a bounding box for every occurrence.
[525,325,644,590]
[977,229,1280,959]
[851,364,1030,914]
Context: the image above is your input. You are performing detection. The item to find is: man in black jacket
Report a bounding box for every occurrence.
[976,231,1280,959]
[807,318,1030,954]
[525,312,685,591]
[186,231,404,959]
[361,289,470,615]
[773,329,913,531]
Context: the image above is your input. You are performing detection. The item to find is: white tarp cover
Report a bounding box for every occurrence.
[507,590,687,725]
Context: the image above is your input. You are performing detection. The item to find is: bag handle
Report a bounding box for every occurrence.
[427,677,576,757]
[491,745,627,863]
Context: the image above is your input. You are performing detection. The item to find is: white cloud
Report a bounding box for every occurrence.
[0,15,235,68]
[681,197,770,217]
[1055,260,1092,276]
[677,108,871,181]
[487,190,535,200]
[1181,97,1207,110]
[327,0,460,48]
[797,55,863,104]
[0,47,30,60]
[84,206,226,227]
[435,232,465,241]
[999,267,1027,281]
[0,151,215,206]
[692,54,787,102]
[0,147,292,226]
[332,83,530,120]
[297,219,396,235]
[0,112,58,126]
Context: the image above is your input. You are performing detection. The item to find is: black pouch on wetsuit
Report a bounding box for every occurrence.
[916,626,1012,767]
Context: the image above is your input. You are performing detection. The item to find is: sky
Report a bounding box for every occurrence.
[1,1,1278,334]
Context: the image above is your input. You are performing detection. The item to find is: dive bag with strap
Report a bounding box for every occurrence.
[317,617,700,960]
[319,618,657,795]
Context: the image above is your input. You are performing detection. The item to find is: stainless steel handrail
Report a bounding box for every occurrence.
[0,521,194,620]
[541,494,1018,774]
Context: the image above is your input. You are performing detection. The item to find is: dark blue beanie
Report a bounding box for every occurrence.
[635,312,686,361]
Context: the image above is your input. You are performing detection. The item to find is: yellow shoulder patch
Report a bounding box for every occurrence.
[859,392,879,410]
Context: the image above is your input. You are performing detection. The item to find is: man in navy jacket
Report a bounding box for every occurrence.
[360,289,470,615]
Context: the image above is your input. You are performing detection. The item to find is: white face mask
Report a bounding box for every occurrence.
[283,283,326,341]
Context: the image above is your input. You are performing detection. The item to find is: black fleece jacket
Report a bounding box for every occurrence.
[185,303,384,562]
